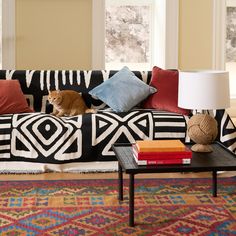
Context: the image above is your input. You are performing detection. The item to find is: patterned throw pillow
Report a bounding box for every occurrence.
[142,66,190,115]
[89,66,156,112]
[0,80,33,115]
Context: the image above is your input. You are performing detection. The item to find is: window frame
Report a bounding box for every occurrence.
[92,0,179,70]
[213,0,236,117]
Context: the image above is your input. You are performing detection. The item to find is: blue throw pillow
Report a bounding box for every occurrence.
[89,66,157,112]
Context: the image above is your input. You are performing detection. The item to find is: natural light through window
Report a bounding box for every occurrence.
[92,0,178,70]
[226,0,236,99]
[105,0,154,70]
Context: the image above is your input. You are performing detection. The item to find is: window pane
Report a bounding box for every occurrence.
[105,1,152,70]
[226,4,236,98]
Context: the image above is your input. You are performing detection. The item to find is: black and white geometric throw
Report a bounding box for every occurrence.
[11,113,82,162]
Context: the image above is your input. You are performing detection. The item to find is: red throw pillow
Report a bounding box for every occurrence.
[0,80,33,115]
[142,66,190,115]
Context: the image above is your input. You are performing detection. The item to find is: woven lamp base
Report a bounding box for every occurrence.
[187,113,218,153]
[191,144,213,152]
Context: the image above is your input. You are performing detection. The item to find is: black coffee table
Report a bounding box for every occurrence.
[112,142,236,227]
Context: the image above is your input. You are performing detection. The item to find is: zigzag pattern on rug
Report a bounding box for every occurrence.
[0,178,236,235]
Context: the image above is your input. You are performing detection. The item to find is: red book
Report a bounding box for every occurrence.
[132,144,192,160]
[133,153,191,165]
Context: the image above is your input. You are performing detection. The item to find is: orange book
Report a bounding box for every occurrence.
[135,140,185,152]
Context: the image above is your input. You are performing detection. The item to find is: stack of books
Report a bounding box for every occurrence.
[132,140,192,165]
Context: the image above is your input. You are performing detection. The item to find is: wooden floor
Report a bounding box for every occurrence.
[0,171,236,181]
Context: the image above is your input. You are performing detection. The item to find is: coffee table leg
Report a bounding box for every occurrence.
[118,162,123,201]
[129,173,135,227]
[212,170,217,197]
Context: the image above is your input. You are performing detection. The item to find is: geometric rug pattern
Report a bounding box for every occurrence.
[1,177,236,235]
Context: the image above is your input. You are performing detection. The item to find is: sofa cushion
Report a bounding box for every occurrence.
[89,66,156,112]
[0,80,33,115]
[142,66,190,115]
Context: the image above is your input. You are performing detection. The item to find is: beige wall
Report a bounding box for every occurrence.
[15,0,92,70]
[15,0,213,70]
[179,0,213,70]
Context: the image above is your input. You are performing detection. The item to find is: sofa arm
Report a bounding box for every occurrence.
[214,109,236,154]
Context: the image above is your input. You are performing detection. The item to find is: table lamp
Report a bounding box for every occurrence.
[178,70,230,152]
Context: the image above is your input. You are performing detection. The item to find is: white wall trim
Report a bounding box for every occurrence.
[92,0,105,70]
[148,0,179,69]
[212,0,226,70]
[92,0,178,70]
[164,0,179,69]
[2,0,15,69]
[153,0,166,69]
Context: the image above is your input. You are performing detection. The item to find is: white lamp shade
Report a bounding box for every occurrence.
[178,70,230,110]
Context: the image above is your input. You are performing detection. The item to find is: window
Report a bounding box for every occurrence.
[213,0,236,118]
[105,0,153,70]
[226,0,236,99]
[92,0,179,70]
[213,0,236,98]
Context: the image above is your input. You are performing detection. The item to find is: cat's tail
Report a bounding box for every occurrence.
[85,108,97,114]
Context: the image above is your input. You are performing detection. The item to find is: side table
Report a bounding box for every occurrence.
[112,142,236,227]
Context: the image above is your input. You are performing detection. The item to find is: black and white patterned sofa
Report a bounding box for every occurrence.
[0,70,236,173]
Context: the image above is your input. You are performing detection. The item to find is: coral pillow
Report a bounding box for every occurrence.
[142,66,190,115]
[0,80,33,114]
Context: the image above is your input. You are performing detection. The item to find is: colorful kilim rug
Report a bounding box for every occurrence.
[0,177,236,235]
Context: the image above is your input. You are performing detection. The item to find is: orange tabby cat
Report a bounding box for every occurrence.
[48,90,95,117]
